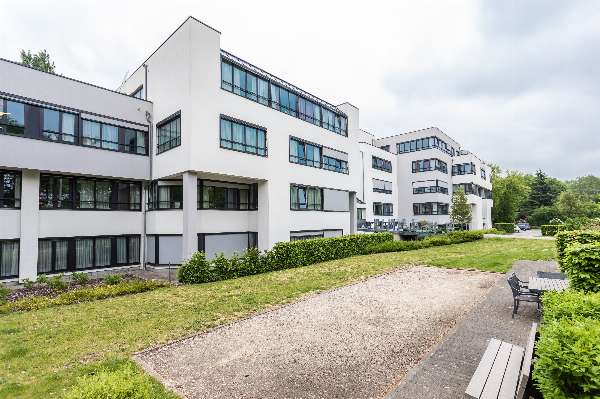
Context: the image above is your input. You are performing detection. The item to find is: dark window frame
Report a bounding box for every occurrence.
[373,202,394,216]
[156,111,182,154]
[0,169,22,209]
[147,180,183,210]
[219,115,268,157]
[452,162,477,176]
[198,180,258,211]
[373,178,393,194]
[0,239,19,279]
[0,98,25,135]
[290,184,324,211]
[411,158,448,174]
[372,156,393,173]
[413,202,449,215]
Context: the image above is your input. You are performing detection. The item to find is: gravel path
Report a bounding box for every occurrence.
[135,267,500,399]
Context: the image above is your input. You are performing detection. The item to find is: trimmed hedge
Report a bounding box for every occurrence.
[366,230,484,255]
[493,223,515,234]
[541,224,565,236]
[0,279,168,314]
[556,230,600,264]
[533,317,600,398]
[178,233,393,284]
[563,243,600,293]
[542,290,600,322]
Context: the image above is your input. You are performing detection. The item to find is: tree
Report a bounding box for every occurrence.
[20,49,55,73]
[528,206,561,226]
[521,170,564,216]
[556,191,586,219]
[492,169,530,222]
[567,175,600,201]
[451,188,472,228]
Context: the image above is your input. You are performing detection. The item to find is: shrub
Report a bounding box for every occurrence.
[0,285,9,303]
[533,317,600,398]
[0,279,167,314]
[563,243,600,292]
[367,240,426,254]
[36,274,49,285]
[64,361,175,399]
[48,274,68,291]
[104,274,123,285]
[493,223,515,234]
[71,272,89,285]
[21,278,34,289]
[445,230,484,243]
[542,290,600,322]
[178,252,215,284]
[423,235,451,247]
[556,230,600,264]
[529,206,562,227]
[541,224,565,236]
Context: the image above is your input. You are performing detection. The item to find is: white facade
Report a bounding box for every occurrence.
[0,17,491,282]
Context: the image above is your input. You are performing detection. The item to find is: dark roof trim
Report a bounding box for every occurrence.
[0,58,152,104]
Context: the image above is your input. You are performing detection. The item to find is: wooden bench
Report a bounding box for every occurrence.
[465,323,537,399]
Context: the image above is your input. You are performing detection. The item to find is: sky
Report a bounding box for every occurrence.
[1,0,599,180]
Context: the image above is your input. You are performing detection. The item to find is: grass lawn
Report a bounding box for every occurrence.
[0,238,555,398]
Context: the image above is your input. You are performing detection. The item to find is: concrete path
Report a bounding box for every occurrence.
[485,229,554,240]
[386,260,558,398]
[135,267,499,399]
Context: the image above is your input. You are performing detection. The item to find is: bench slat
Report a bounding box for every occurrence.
[517,322,538,399]
[498,345,525,399]
[465,339,502,398]
[480,342,513,399]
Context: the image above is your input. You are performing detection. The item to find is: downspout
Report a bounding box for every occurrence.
[142,63,151,270]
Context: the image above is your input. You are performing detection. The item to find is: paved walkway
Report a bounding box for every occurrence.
[385,260,558,398]
[135,267,499,399]
[485,229,554,240]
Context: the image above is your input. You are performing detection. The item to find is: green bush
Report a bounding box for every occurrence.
[366,230,485,254]
[541,224,565,236]
[0,285,9,303]
[533,317,600,398]
[0,279,168,314]
[103,274,123,285]
[36,274,49,284]
[48,274,68,291]
[71,272,89,284]
[542,290,600,322]
[529,206,561,227]
[367,240,426,254]
[563,243,600,292]
[178,252,216,284]
[556,230,600,265]
[65,361,176,399]
[21,278,34,289]
[493,223,515,233]
[445,230,484,242]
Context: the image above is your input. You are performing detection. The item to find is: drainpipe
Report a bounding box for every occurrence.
[142,64,152,270]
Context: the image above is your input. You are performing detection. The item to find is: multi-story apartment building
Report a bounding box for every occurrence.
[0,16,491,282]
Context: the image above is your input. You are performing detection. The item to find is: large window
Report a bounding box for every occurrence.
[43,108,76,143]
[412,158,448,173]
[372,156,392,173]
[220,116,267,156]
[289,137,348,174]
[413,180,449,195]
[373,179,393,194]
[220,58,348,137]
[0,170,21,208]
[0,240,19,279]
[373,202,393,216]
[452,163,476,176]
[157,112,181,154]
[481,168,487,180]
[37,235,140,274]
[198,181,258,210]
[0,99,25,135]
[413,202,449,215]
[82,120,119,150]
[290,184,323,210]
[397,136,455,156]
[123,128,147,155]
[148,181,183,210]
[39,174,141,210]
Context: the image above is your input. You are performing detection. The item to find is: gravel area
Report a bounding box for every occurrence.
[135,266,500,399]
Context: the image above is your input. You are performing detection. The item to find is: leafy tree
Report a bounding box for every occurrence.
[520,170,565,216]
[556,191,586,219]
[528,206,561,226]
[567,175,600,201]
[492,169,530,222]
[20,49,55,73]
[450,188,472,228]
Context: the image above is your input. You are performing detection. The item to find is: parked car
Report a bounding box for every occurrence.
[517,221,530,231]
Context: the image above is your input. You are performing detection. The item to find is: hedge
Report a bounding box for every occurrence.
[493,223,515,234]
[556,230,600,264]
[366,230,484,254]
[178,232,393,284]
[563,243,600,293]
[533,317,600,398]
[541,224,565,236]
[542,290,600,322]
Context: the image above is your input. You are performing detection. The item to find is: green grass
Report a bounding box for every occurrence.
[0,238,555,398]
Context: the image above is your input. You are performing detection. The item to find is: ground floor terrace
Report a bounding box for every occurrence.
[0,237,555,398]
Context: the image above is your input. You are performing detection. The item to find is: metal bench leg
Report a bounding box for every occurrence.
[513,299,519,318]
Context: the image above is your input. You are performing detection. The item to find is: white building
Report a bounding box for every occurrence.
[0,16,491,282]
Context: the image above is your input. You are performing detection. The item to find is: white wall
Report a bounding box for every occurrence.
[0,210,20,239]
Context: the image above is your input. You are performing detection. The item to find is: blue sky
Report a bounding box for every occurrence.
[2,0,599,179]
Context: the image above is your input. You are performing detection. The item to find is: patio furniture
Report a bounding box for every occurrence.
[466,322,538,399]
[528,277,569,293]
[535,271,566,280]
[507,273,539,318]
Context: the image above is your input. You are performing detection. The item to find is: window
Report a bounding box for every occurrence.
[0,99,25,135]
[39,174,141,210]
[397,136,454,156]
[157,113,181,154]
[481,168,487,180]
[372,156,392,173]
[131,86,144,99]
[290,184,323,210]
[413,180,449,195]
[380,145,390,152]
[38,235,140,273]
[0,170,21,208]
[413,202,449,215]
[373,179,393,194]
[373,202,393,216]
[322,156,348,174]
[43,108,76,142]
[357,208,366,221]
[148,181,183,210]
[124,128,147,155]
[220,116,267,156]
[82,120,101,147]
[198,181,258,210]
[0,240,19,279]
[412,158,448,173]
[452,163,476,176]
[289,138,321,167]
[220,59,348,136]
[82,120,120,150]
